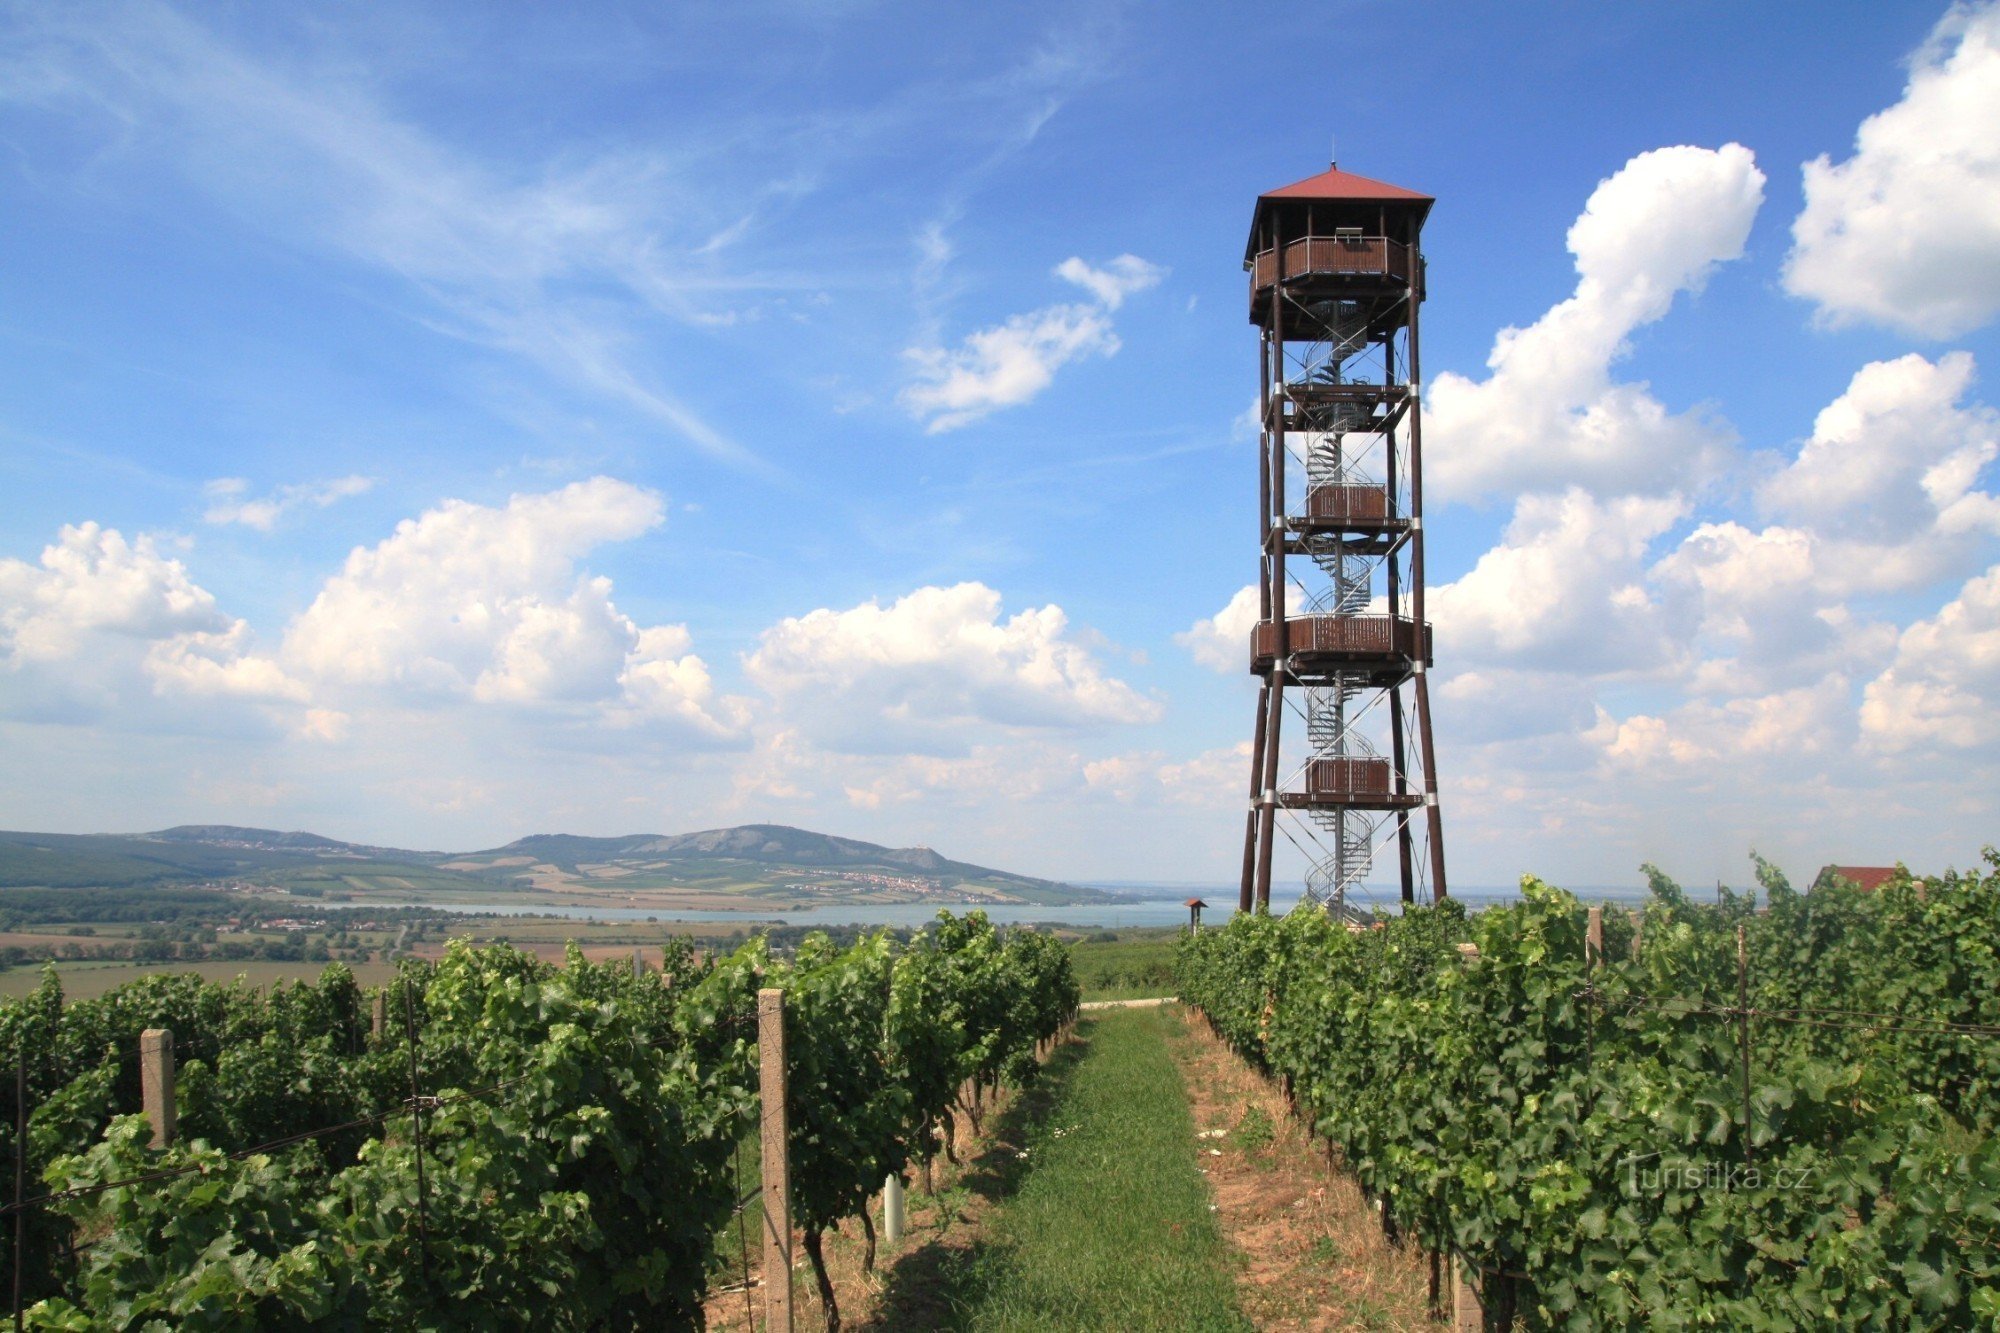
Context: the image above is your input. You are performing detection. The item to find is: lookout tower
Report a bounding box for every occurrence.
[1238,161,1447,915]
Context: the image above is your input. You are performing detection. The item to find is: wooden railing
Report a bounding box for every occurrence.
[1251,614,1430,666]
[1250,235,1416,291]
[1303,484,1393,524]
[1303,757,1394,800]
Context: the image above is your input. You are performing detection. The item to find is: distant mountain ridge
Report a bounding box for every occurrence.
[497,825,986,878]
[0,823,1100,903]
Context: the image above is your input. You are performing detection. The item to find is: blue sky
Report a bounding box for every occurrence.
[3,0,1999,895]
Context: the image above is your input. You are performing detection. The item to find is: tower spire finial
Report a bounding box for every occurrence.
[1330,132,1338,169]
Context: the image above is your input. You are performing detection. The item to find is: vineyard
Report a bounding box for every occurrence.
[1177,854,2000,1328]
[0,910,1077,1329]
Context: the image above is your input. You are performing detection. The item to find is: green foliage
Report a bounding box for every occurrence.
[0,910,1079,1327]
[1177,855,2000,1329]
[1067,929,1180,1001]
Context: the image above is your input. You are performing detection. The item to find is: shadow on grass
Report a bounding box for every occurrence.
[858,1023,1094,1330]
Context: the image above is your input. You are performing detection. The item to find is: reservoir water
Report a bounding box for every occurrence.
[388,881,1652,929]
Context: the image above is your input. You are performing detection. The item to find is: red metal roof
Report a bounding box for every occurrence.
[1245,164,1434,261]
[1821,865,1900,892]
[1184,897,1209,908]
[1260,164,1433,205]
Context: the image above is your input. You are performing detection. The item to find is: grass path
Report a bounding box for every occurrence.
[870,1005,1252,1331]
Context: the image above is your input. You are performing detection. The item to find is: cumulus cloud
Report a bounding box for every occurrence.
[743,582,1160,753]
[1784,3,2000,337]
[0,523,226,664]
[285,478,660,696]
[2,481,757,745]
[1430,489,1687,673]
[282,477,743,737]
[901,254,1162,432]
[0,521,306,718]
[203,475,374,531]
[1178,584,1259,673]
[1758,352,2000,568]
[1588,675,1855,773]
[1426,144,1765,503]
[1861,562,2000,752]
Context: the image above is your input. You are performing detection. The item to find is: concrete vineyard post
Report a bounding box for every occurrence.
[757,988,794,1333]
[139,1029,175,1149]
[1628,909,1643,960]
[372,992,386,1044]
[882,1174,905,1247]
[632,947,644,977]
[1585,906,1603,966]
[1452,1255,1485,1331]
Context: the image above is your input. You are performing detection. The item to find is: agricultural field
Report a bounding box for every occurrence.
[0,958,402,1001]
[1063,926,1181,1001]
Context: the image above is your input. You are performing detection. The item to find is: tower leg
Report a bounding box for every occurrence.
[1414,672,1447,899]
[1239,683,1269,913]
[1389,684,1415,903]
[1253,674,1285,911]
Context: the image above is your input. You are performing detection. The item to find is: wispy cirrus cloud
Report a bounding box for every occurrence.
[0,2,779,470]
[901,254,1164,432]
[203,475,373,531]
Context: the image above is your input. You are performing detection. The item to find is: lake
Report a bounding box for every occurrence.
[385,880,1654,929]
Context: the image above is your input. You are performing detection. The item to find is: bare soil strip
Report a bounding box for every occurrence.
[1170,1011,1440,1331]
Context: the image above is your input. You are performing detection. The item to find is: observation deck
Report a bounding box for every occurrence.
[1277,757,1422,812]
[1250,613,1431,682]
[1296,483,1403,536]
[1248,234,1423,327]
[1273,381,1412,435]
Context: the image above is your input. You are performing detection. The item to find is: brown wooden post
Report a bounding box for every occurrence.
[139,1029,175,1149]
[757,988,794,1333]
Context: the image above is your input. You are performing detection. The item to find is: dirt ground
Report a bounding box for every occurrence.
[1170,1010,1440,1331]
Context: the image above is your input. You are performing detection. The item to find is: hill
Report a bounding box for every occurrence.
[0,824,1105,906]
[444,824,1103,905]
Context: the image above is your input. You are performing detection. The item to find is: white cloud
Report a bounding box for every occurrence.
[1427,144,1765,503]
[203,475,374,531]
[1,5,766,468]
[280,477,741,736]
[901,253,1161,432]
[901,304,1116,432]
[1430,489,1687,673]
[145,625,309,704]
[743,582,1160,753]
[1177,584,1259,673]
[1861,562,2000,752]
[1758,352,2000,573]
[0,523,226,664]
[1588,675,1856,773]
[1784,3,2000,338]
[0,521,309,719]
[1053,254,1164,310]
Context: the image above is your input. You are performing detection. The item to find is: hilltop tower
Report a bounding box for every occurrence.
[1239,162,1447,914]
